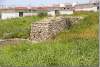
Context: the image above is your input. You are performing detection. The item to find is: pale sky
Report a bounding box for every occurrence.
[0,0,91,6]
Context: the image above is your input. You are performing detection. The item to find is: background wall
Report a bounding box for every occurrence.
[59,11,73,15]
[75,7,97,12]
[1,13,19,19]
[23,13,38,16]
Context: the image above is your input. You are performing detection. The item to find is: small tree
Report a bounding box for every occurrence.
[38,11,47,17]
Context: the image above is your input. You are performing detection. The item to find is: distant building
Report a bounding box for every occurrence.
[74,3,98,12]
[47,3,74,16]
[0,8,18,19]
[0,2,99,19]
[0,7,39,20]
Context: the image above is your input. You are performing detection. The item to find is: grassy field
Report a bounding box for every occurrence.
[0,12,99,66]
[0,16,44,39]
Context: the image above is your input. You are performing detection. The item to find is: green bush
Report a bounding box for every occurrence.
[38,12,47,17]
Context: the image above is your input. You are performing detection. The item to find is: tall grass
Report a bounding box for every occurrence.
[0,16,44,39]
[0,12,99,66]
[0,38,98,66]
[70,12,99,32]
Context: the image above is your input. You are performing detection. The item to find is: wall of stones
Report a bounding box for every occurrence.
[30,17,67,42]
[49,17,67,37]
[30,16,83,42]
[30,23,51,41]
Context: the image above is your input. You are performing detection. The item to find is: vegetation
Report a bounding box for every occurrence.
[0,12,99,66]
[38,12,47,17]
[0,16,44,39]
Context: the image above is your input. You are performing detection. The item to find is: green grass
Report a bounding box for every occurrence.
[0,39,98,66]
[70,12,99,32]
[0,12,99,66]
[0,16,44,39]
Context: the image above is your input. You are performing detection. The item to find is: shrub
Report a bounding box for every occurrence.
[38,12,47,17]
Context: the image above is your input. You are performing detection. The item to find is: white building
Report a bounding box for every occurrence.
[48,3,74,16]
[0,7,39,20]
[74,3,98,12]
[0,13,19,19]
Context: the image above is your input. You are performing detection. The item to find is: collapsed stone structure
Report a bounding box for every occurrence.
[30,16,83,42]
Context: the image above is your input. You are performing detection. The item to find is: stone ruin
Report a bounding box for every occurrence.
[30,16,83,42]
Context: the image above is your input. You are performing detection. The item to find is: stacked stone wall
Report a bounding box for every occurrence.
[30,16,83,42]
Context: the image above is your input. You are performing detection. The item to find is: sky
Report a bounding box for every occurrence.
[0,0,91,7]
